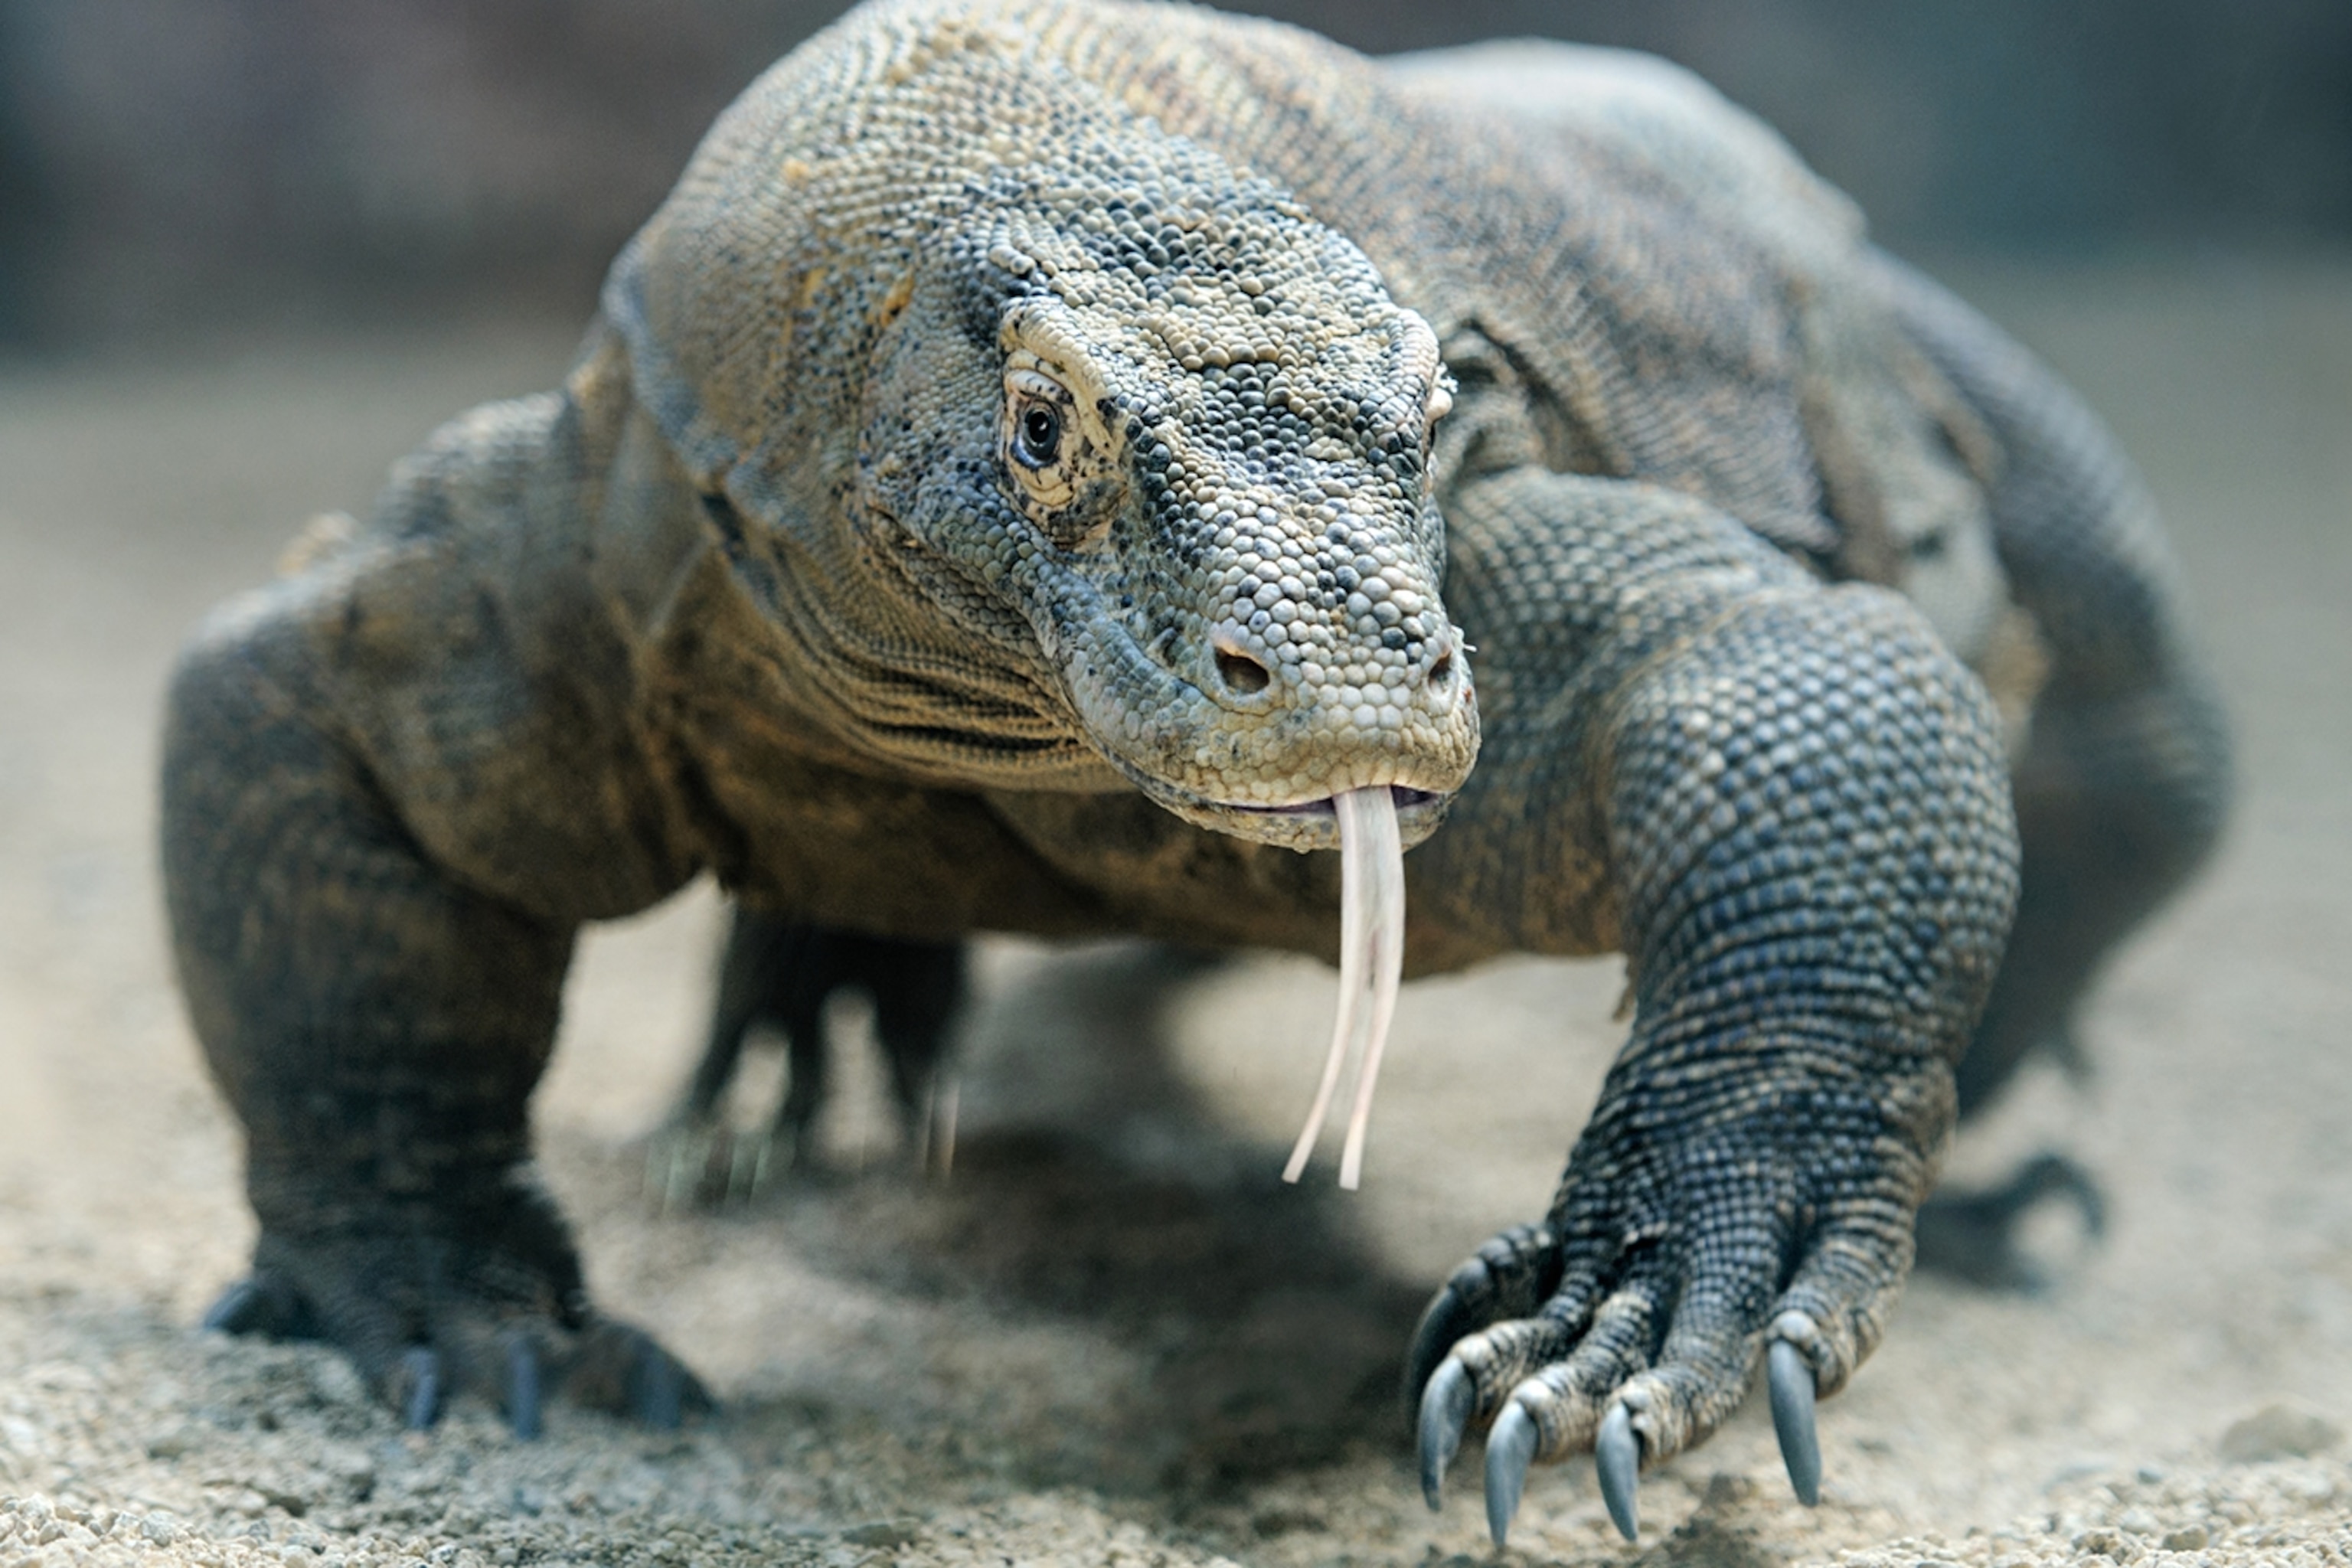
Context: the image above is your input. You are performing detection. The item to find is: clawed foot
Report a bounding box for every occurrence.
[1416,1309,1822,1544]
[1915,1151,2105,1292]
[202,1184,710,1437]
[1407,1177,1891,1546]
[645,1081,961,1213]
[645,1117,800,1212]
[205,1273,706,1436]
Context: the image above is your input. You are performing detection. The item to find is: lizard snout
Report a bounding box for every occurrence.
[1189,538,1472,739]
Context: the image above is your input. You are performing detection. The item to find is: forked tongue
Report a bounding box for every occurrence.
[1282,786,1406,1190]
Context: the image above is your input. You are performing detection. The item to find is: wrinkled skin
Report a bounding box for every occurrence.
[162,0,2226,1534]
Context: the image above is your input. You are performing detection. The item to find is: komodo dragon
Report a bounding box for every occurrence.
[162,0,2229,1544]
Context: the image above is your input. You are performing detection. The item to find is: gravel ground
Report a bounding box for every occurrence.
[2,253,2348,1567]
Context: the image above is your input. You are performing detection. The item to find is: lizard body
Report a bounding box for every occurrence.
[165,0,2227,1540]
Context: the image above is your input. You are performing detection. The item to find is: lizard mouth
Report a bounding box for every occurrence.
[1223,785,1446,818]
[1144,779,1453,852]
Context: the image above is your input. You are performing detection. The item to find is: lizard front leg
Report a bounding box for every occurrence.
[1409,469,2017,1540]
[165,384,711,1435]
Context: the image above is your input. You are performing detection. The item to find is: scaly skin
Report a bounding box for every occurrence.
[163,0,2226,1528]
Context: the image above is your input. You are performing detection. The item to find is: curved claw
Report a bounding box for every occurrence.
[1596,1402,1641,1541]
[1403,1280,1480,1426]
[569,1321,713,1429]
[1484,1400,1538,1547]
[631,1340,710,1430]
[200,1277,270,1335]
[397,1346,443,1432]
[637,1353,681,1430]
[1417,1359,1473,1510]
[201,1274,317,1340]
[506,1337,544,1442]
[1767,1339,1821,1505]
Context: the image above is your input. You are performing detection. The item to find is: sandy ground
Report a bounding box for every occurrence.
[2,254,2349,1568]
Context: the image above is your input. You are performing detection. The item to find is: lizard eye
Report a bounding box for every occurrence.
[1000,359,1115,543]
[1002,365,1076,488]
[1015,401,1063,468]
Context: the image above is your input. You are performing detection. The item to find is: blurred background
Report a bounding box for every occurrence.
[2,0,2349,351]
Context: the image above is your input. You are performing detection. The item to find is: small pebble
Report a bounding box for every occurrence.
[2219,1404,2344,1463]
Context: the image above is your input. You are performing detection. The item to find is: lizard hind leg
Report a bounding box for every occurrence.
[760,923,972,1181]
[864,933,971,1177]
[658,912,975,1204]
[649,909,807,1209]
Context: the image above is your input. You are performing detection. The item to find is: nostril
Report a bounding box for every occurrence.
[1215,648,1272,696]
[1427,648,1454,687]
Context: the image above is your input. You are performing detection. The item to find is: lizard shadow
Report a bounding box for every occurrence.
[720,941,1432,1494]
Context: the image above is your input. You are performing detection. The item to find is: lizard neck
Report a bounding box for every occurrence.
[670,487,1129,795]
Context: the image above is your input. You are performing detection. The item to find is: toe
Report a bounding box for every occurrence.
[1476,1282,1661,1462]
[1402,1223,1562,1411]
[633,1344,685,1429]
[566,1320,713,1429]
[201,1273,318,1340]
[504,1334,545,1441]
[393,1346,446,1431]
[1770,1207,1912,1400]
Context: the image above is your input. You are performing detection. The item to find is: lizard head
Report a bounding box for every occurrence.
[853,151,1479,852]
